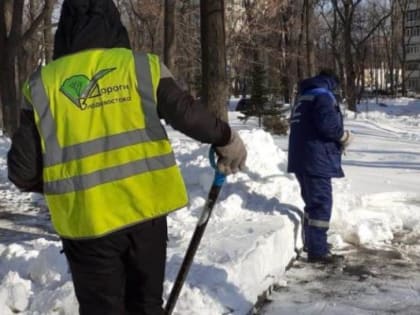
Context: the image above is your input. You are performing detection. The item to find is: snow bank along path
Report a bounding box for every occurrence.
[0,129,302,315]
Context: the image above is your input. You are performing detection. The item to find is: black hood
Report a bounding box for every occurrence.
[53,0,131,60]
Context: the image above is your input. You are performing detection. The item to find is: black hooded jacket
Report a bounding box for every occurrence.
[52,0,131,60]
[7,0,231,193]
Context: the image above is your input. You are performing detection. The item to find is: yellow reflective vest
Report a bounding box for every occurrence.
[23,48,188,239]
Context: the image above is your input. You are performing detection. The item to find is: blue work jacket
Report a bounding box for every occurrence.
[287,75,345,178]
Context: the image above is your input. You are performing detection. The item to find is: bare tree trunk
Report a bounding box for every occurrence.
[279,26,292,103]
[320,2,344,84]
[0,0,53,135]
[0,0,24,135]
[44,3,54,63]
[397,0,409,96]
[297,0,305,80]
[304,0,314,76]
[332,0,361,111]
[164,0,177,72]
[383,0,396,96]
[343,4,357,111]
[200,0,228,122]
[127,0,163,53]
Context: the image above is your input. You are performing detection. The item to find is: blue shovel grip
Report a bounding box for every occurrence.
[209,146,226,187]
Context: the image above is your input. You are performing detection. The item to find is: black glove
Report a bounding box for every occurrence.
[215,130,247,175]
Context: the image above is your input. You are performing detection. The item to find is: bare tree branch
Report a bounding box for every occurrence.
[21,0,53,44]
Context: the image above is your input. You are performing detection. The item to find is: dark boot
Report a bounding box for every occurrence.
[307,252,344,264]
[303,242,333,253]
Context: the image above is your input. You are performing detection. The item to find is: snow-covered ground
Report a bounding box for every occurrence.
[0,97,419,315]
[261,98,420,315]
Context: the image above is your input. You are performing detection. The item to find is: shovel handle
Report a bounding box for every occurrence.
[209,146,226,187]
[164,146,226,315]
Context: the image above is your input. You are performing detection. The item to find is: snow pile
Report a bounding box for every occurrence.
[164,128,300,315]
[0,240,78,315]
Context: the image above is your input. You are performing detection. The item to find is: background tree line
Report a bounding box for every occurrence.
[0,0,414,135]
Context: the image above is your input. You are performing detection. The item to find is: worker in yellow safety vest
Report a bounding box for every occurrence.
[7,1,247,314]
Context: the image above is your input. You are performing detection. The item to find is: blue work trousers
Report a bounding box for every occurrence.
[295,174,332,257]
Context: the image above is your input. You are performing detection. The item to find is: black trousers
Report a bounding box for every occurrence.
[62,216,167,315]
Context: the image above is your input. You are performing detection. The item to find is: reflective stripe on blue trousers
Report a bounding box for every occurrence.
[295,174,332,256]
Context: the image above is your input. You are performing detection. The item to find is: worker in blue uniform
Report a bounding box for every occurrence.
[288,69,353,264]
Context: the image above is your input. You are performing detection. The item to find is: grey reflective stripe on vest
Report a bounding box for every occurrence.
[304,213,330,228]
[29,67,62,164]
[61,129,163,163]
[30,53,177,194]
[45,153,175,194]
[297,95,316,102]
[134,52,166,137]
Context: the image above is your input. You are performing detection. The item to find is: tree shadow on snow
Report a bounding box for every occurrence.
[218,168,304,254]
[166,255,253,314]
[0,227,58,244]
[343,160,420,171]
[245,190,303,253]
[0,212,57,245]
[348,149,420,157]
[177,152,304,252]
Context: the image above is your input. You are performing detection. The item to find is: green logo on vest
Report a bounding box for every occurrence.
[60,68,117,110]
